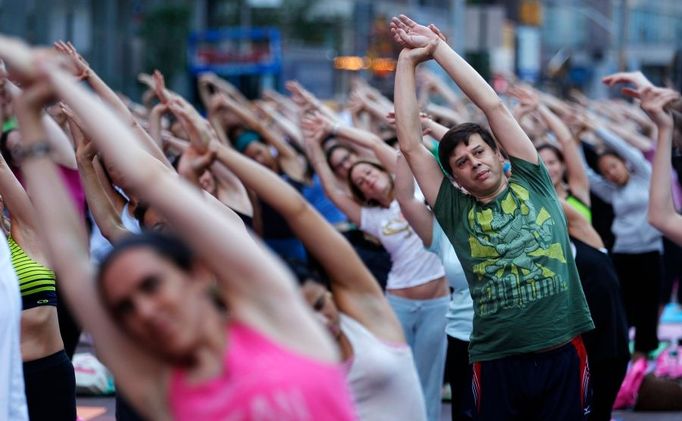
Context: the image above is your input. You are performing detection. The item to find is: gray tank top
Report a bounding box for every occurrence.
[340,314,427,421]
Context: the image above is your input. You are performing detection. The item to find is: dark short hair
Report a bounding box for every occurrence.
[347,160,393,207]
[325,144,354,168]
[320,134,337,149]
[285,258,329,289]
[537,143,564,164]
[97,231,195,287]
[96,231,228,314]
[438,123,497,176]
[596,149,625,174]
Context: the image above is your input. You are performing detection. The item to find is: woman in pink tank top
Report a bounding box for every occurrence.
[6,46,356,421]
[200,109,427,420]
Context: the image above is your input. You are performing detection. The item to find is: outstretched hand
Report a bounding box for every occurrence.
[602,71,654,98]
[508,85,539,108]
[168,98,214,154]
[300,111,334,140]
[285,80,320,111]
[390,15,444,49]
[178,145,217,179]
[301,120,327,163]
[639,86,680,129]
[153,70,171,104]
[391,15,443,64]
[53,41,90,80]
[386,110,432,136]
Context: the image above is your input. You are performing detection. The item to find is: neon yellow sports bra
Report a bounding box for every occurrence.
[566,194,592,223]
[8,237,57,310]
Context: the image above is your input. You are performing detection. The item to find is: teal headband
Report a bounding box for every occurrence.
[234,131,261,153]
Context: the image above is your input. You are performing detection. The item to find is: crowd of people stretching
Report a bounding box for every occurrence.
[1,14,682,421]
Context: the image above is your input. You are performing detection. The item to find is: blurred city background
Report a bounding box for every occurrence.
[1,0,681,107]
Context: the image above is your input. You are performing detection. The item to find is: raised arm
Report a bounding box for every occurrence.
[71,118,130,243]
[394,153,434,246]
[392,15,537,163]
[255,100,304,146]
[304,111,398,173]
[5,80,77,169]
[217,94,299,159]
[600,117,652,152]
[13,75,168,420]
[39,59,335,361]
[393,35,444,206]
[55,41,129,119]
[176,146,217,190]
[212,136,403,341]
[420,114,450,141]
[0,144,38,233]
[302,126,363,225]
[641,86,682,244]
[285,80,338,121]
[424,102,462,126]
[537,103,590,204]
[147,103,168,148]
[55,43,172,169]
[593,124,650,176]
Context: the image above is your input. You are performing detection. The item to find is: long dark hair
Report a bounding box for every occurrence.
[97,231,195,289]
[596,149,626,175]
[347,160,393,207]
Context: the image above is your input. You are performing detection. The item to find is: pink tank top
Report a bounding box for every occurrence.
[169,321,357,420]
[15,166,86,219]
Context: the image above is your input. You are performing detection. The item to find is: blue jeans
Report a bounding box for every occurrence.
[387,293,449,421]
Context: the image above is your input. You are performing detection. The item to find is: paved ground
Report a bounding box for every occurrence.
[77,306,682,420]
[77,396,681,421]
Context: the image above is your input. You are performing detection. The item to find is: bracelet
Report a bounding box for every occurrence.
[14,142,52,164]
[331,122,340,136]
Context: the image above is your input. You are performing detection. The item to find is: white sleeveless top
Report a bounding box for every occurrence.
[340,314,427,421]
[360,200,444,289]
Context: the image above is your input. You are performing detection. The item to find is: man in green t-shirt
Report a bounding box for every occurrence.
[391,14,594,420]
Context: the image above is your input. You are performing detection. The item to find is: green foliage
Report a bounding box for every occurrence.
[140,3,191,81]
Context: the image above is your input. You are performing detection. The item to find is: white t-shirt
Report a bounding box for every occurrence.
[361,200,444,289]
[427,220,474,342]
[89,203,141,263]
[0,231,28,420]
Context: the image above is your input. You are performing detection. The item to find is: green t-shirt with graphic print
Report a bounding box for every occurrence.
[433,155,594,362]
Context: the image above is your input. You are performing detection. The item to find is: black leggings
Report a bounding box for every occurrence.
[116,390,147,421]
[56,288,81,359]
[446,336,474,421]
[23,350,76,421]
[660,237,682,304]
[588,356,628,421]
[612,251,662,354]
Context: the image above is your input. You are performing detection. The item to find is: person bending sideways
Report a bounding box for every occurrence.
[391,14,594,420]
[0,38,356,421]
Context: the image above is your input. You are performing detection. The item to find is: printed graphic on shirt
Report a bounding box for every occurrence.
[467,183,567,316]
[381,216,412,237]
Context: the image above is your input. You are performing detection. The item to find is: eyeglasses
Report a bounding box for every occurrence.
[331,153,352,173]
